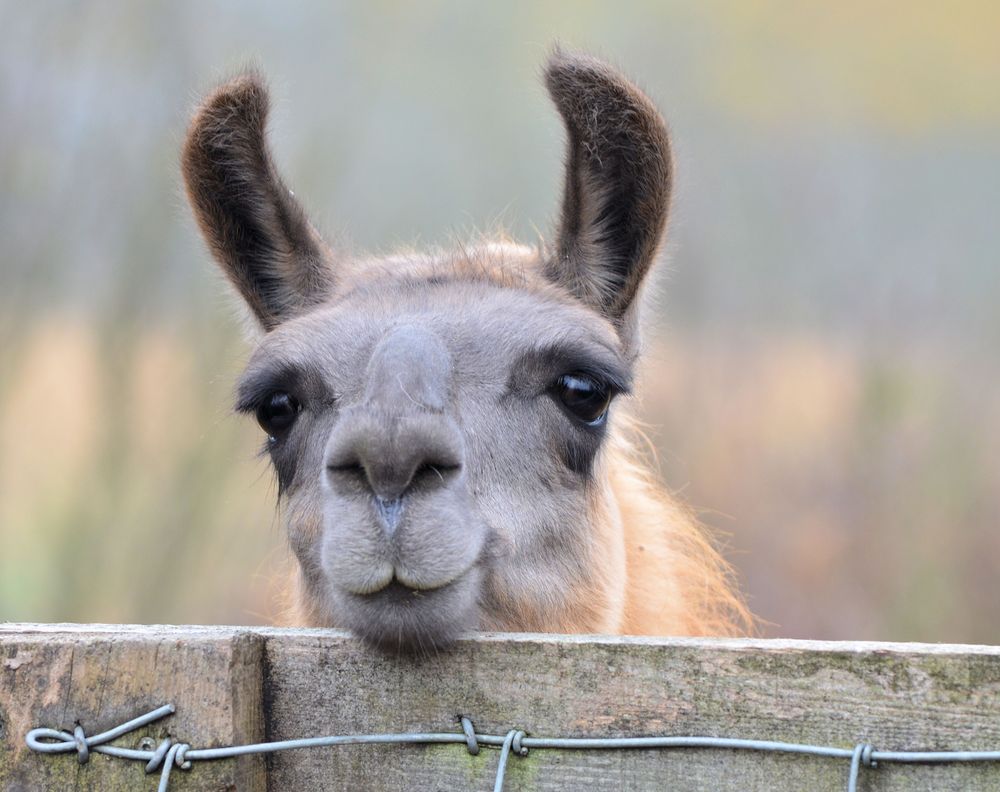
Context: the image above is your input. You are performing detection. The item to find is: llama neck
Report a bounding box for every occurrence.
[607,423,753,637]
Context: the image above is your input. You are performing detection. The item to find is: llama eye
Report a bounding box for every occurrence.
[554,373,612,425]
[256,391,301,438]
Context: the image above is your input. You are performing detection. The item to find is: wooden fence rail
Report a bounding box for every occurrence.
[2,624,999,791]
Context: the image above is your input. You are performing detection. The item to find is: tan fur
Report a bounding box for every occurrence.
[611,419,753,636]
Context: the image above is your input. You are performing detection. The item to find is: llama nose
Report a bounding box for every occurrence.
[324,324,463,504]
[365,324,451,414]
[326,411,464,501]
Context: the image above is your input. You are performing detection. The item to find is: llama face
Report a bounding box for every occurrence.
[183,50,672,650]
[235,267,633,648]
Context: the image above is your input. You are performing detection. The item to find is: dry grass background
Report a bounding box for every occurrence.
[1,1,998,642]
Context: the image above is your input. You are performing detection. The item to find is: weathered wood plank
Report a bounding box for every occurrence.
[0,624,266,792]
[262,630,1000,792]
[2,625,1000,791]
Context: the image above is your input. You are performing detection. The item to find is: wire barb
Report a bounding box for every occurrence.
[460,716,480,756]
[72,725,88,765]
[848,743,877,792]
[493,730,524,792]
[25,704,1000,792]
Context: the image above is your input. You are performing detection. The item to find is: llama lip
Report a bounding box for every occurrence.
[338,560,394,596]
[337,558,472,597]
[360,578,438,602]
[334,568,482,651]
[323,472,485,598]
[392,544,478,592]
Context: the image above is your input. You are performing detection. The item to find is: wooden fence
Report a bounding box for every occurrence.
[2,624,999,790]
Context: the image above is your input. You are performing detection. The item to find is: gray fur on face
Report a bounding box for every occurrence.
[183,50,672,651]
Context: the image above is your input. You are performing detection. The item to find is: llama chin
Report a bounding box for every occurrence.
[182,48,753,650]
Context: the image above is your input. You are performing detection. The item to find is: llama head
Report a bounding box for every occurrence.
[182,50,672,651]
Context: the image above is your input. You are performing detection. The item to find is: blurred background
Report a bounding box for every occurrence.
[1,1,997,643]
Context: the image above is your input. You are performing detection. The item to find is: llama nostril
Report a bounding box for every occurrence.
[411,462,461,488]
[325,459,368,488]
[327,461,365,476]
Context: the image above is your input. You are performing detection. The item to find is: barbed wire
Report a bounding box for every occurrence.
[26,703,1000,792]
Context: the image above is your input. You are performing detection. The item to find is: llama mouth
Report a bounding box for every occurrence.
[342,575,461,610]
[334,568,481,652]
[336,560,473,596]
[362,578,438,603]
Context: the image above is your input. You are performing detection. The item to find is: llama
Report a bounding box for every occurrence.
[182,50,752,650]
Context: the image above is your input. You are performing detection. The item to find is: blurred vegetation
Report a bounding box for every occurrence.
[1,1,997,642]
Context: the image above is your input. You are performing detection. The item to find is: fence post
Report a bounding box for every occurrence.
[0,624,266,792]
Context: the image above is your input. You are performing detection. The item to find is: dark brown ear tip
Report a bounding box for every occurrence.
[188,71,271,138]
[544,49,622,96]
[181,71,275,209]
[543,49,669,149]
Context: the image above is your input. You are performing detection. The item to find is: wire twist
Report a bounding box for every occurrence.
[847,743,877,792]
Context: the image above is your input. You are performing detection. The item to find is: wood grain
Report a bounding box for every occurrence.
[2,625,999,791]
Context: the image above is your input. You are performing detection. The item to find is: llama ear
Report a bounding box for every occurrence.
[182,72,335,330]
[543,51,672,326]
